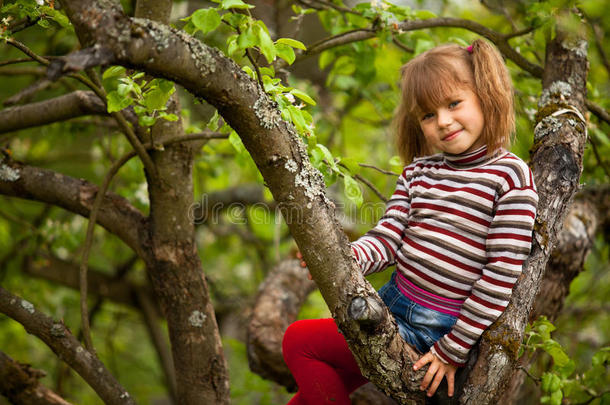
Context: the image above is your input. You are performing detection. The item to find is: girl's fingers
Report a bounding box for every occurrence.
[413,352,433,370]
[420,360,439,391]
[426,370,445,397]
[446,373,455,397]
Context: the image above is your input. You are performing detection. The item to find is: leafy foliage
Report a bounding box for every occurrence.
[522,317,610,405]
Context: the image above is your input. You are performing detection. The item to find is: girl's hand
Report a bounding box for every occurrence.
[413,351,457,398]
[296,251,312,280]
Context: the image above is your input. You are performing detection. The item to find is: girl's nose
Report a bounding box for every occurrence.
[436,109,453,128]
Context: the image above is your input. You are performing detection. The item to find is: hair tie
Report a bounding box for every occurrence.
[466,45,474,54]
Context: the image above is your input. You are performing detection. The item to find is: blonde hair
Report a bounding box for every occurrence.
[394,39,515,164]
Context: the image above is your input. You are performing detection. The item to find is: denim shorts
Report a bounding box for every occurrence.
[378,273,458,354]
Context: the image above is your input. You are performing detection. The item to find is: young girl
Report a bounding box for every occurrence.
[282,39,538,404]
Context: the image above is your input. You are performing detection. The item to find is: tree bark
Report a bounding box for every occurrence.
[247,259,316,391]
[0,91,107,134]
[0,351,73,405]
[0,161,148,257]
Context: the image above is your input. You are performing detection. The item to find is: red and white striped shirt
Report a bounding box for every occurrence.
[351,146,538,366]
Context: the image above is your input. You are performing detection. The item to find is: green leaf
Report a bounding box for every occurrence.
[340,157,361,175]
[415,38,436,55]
[41,6,71,28]
[389,155,402,167]
[319,50,335,70]
[541,373,562,393]
[229,131,247,154]
[332,55,356,75]
[344,174,363,207]
[106,91,132,113]
[102,66,126,80]
[290,89,316,105]
[237,25,258,49]
[143,79,175,111]
[592,347,610,366]
[159,112,178,122]
[253,22,276,63]
[549,389,563,405]
[139,115,156,127]
[242,65,256,79]
[275,43,296,65]
[414,9,436,19]
[313,144,335,168]
[276,38,306,50]
[287,105,307,132]
[191,8,221,34]
[220,0,254,10]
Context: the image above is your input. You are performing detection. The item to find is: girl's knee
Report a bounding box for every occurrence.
[282,320,309,364]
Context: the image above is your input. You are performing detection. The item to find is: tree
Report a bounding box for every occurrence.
[0,0,608,404]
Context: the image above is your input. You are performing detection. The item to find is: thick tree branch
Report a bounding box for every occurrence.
[0,287,136,405]
[0,160,148,258]
[0,351,73,405]
[4,78,54,106]
[247,259,316,390]
[0,91,106,134]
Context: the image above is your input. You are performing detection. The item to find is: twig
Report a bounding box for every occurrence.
[505,25,538,40]
[587,99,610,126]
[279,16,544,79]
[391,35,414,53]
[0,57,38,67]
[517,365,540,385]
[359,163,400,176]
[7,16,40,34]
[297,0,362,16]
[337,162,388,202]
[588,135,610,180]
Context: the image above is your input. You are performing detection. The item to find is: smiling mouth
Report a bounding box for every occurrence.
[443,129,462,141]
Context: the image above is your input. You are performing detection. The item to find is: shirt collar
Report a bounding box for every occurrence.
[443,145,504,169]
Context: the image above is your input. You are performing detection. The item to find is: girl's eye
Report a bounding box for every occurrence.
[421,113,434,121]
[449,100,461,108]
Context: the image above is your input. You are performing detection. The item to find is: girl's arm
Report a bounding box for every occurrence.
[431,173,539,367]
[350,168,411,275]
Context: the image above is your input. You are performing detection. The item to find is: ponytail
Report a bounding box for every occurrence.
[469,39,515,152]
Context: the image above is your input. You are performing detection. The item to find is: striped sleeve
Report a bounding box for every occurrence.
[351,168,411,276]
[432,167,538,366]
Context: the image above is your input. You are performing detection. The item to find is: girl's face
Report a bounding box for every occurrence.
[418,86,485,156]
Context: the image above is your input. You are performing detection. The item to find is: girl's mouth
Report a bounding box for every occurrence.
[443,129,462,141]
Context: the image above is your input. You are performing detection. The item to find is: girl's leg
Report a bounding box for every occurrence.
[282,318,368,405]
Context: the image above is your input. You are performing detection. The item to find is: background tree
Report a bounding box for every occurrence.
[0,0,608,404]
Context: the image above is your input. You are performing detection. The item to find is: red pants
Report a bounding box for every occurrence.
[282,318,368,405]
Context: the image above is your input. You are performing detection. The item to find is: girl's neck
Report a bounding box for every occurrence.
[443,145,505,169]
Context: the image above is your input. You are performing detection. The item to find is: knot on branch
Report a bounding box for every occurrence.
[47,45,115,80]
[348,295,385,328]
